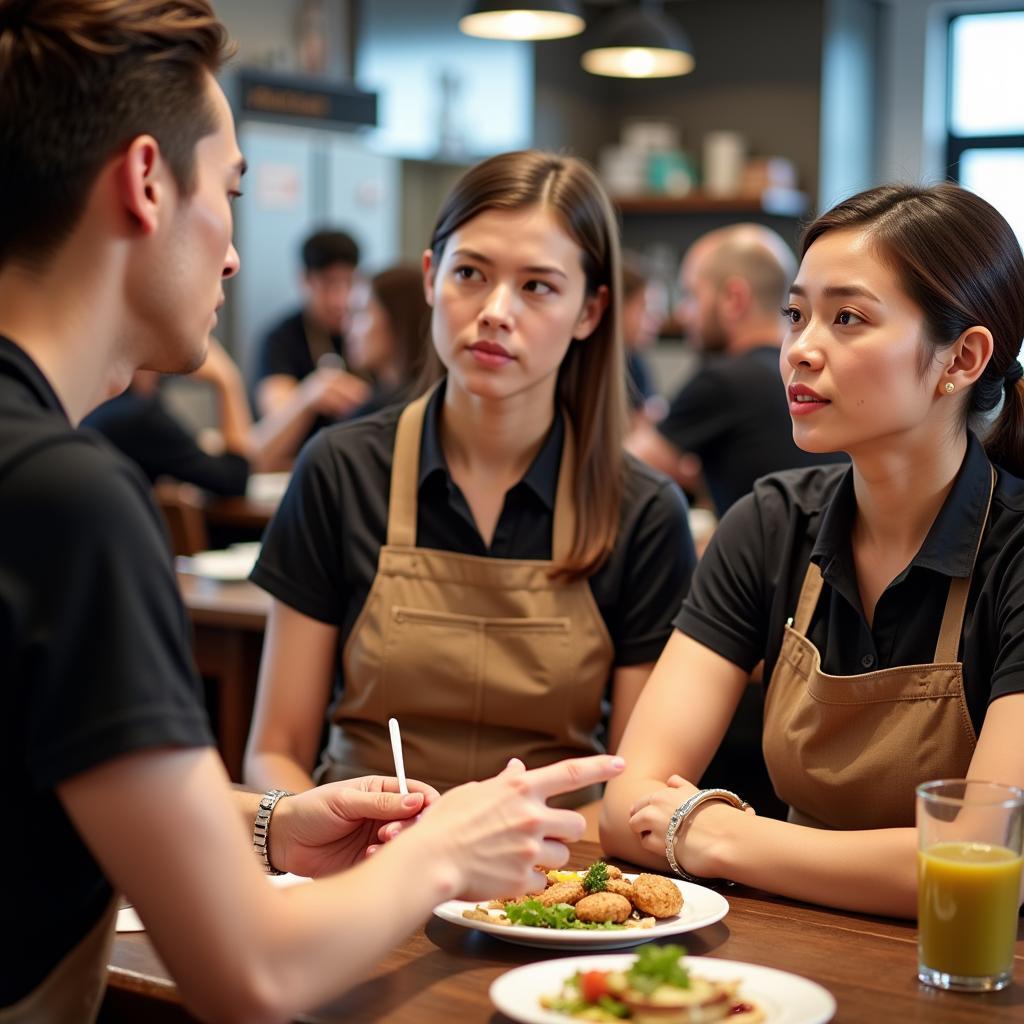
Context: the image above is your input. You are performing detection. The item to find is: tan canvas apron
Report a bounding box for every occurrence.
[0,897,117,1024]
[762,468,994,830]
[316,391,615,806]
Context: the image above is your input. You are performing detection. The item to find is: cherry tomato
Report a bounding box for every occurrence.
[580,970,609,1003]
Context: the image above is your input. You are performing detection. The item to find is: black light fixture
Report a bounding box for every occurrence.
[582,1,695,79]
[459,1,586,41]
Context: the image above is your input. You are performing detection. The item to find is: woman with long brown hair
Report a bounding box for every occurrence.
[245,151,695,816]
[603,182,1024,917]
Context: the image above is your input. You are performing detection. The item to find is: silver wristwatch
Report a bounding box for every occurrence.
[253,788,293,875]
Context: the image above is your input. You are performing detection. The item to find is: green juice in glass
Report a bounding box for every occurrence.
[918,840,1022,979]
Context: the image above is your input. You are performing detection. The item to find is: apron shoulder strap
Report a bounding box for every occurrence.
[387,390,432,547]
[792,560,825,635]
[551,410,577,565]
[933,464,997,663]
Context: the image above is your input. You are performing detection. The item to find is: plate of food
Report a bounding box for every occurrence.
[433,861,728,950]
[490,944,836,1023]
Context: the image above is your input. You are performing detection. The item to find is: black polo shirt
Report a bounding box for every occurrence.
[253,383,697,696]
[254,308,345,385]
[83,387,249,496]
[0,337,212,1006]
[658,345,847,515]
[253,309,350,445]
[676,432,1024,734]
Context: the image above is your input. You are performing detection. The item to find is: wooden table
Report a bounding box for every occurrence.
[204,494,279,532]
[178,571,271,781]
[103,840,1024,1023]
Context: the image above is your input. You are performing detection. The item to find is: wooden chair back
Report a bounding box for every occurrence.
[153,479,209,556]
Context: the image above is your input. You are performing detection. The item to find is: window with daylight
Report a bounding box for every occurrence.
[947,9,1024,244]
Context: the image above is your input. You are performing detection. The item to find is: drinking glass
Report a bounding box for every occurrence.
[917,779,1024,992]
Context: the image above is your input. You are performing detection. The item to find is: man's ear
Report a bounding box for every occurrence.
[718,276,752,323]
[422,249,437,307]
[118,135,164,236]
[573,284,609,341]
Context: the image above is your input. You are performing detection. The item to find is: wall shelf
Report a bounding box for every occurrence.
[614,189,809,217]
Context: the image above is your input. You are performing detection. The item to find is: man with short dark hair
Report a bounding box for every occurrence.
[628,224,844,516]
[0,3,621,1019]
[251,227,371,468]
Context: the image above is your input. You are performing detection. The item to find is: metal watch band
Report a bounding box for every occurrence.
[665,787,751,884]
[253,788,293,875]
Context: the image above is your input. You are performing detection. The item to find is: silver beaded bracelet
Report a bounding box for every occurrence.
[664,787,750,883]
[253,788,293,875]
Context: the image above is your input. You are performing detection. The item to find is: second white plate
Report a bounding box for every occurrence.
[433,873,728,950]
[490,953,836,1024]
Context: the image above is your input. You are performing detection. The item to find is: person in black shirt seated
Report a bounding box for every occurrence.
[345,264,431,419]
[244,151,697,829]
[83,337,254,496]
[602,183,1024,919]
[252,228,371,468]
[0,5,625,1020]
[627,224,844,516]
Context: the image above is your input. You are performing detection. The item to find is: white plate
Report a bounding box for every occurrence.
[490,953,836,1024]
[176,542,261,581]
[246,472,290,504]
[433,873,727,950]
[116,873,309,932]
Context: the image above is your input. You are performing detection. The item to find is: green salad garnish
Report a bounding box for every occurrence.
[626,943,690,994]
[582,860,609,893]
[504,898,625,930]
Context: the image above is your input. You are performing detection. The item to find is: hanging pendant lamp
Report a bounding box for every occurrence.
[582,1,694,79]
[459,1,586,41]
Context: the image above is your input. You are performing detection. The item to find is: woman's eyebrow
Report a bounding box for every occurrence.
[450,248,568,279]
[789,283,881,302]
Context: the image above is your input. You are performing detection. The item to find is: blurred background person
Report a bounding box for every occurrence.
[252,228,370,469]
[84,337,257,497]
[627,224,844,518]
[345,264,431,418]
[621,254,668,425]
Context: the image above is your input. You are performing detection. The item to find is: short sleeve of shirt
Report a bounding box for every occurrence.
[608,465,696,666]
[5,439,212,788]
[250,430,348,624]
[658,363,730,455]
[673,491,768,672]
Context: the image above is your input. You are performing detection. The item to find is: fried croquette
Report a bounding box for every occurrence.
[631,873,684,918]
[574,892,632,924]
[606,877,635,900]
[605,864,623,879]
[536,880,586,906]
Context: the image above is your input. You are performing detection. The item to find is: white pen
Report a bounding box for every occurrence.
[388,717,409,796]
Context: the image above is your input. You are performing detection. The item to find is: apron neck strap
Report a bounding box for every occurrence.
[388,387,578,561]
[791,465,997,660]
[387,389,432,547]
[933,464,997,663]
[792,561,825,634]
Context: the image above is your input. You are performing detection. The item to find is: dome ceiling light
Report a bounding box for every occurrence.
[459,1,586,41]
[582,1,694,79]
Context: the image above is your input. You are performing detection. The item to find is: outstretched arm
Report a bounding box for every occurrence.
[61,745,625,1024]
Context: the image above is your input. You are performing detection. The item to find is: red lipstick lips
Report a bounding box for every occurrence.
[788,382,830,416]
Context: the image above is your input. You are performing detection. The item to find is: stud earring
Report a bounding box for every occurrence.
[944,382,955,394]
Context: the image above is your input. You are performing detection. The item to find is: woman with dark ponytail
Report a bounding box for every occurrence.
[603,182,1024,918]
